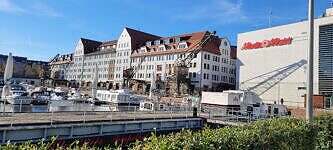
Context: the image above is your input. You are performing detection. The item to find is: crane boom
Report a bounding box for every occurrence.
[123,56,146,88]
[175,31,216,68]
[168,31,216,96]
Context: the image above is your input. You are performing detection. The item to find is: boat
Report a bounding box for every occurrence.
[139,101,155,111]
[50,91,67,101]
[67,89,90,103]
[49,90,74,107]
[3,84,33,105]
[96,89,145,107]
[31,90,51,105]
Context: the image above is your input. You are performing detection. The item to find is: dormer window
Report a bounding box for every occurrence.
[159,46,165,51]
[146,41,152,46]
[224,41,228,46]
[140,47,146,53]
[175,37,181,43]
[178,42,187,49]
[164,39,170,44]
[154,40,161,45]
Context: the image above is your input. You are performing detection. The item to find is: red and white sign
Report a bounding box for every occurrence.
[241,37,293,50]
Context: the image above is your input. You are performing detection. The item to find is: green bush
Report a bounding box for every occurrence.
[1,115,332,150]
[314,113,333,149]
[0,138,121,150]
[131,115,333,150]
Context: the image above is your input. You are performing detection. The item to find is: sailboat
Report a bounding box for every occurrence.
[2,53,33,105]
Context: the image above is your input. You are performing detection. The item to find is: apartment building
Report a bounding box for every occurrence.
[50,27,236,91]
[50,39,117,88]
[130,31,236,92]
[113,27,161,89]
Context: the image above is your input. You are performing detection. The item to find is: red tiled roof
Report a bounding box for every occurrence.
[131,31,221,57]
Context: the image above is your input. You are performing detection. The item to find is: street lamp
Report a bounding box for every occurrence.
[306,0,314,122]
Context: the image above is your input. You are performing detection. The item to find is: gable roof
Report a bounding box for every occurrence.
[125,27,161,51]
[80,38,102,54]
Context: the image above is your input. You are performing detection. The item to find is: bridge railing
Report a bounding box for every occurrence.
[0,105,195,127]
[200,106,259,124]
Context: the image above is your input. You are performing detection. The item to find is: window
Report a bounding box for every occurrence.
[203,73,210,80]
[146,41,151,46]
[178,44,187,49]
[193,72,197,78]
[157,65,162,71]
[212,75,216,81]
[175,37,180,42]
[154,40,161,45]
[189,72,192,78]
[213,65,219,71]
[193,63,197,68]
[204,63,210,70]
[224,41,228,46]
[164,39,170,44]
[204,54,211,60]
[159,46,164,51]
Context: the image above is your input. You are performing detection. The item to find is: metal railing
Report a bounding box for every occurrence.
[0,105,194,128]
[201,106,282,124]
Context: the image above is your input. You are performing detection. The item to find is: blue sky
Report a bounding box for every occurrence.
[0,0,331,61]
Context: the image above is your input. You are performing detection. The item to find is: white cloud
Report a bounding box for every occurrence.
[0,0,62,17]
[175,0,247,24]
[0,0,25,14]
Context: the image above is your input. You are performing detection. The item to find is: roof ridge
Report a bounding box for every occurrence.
[156,31,208,39]
[102,39,118,44]
[125,27,161,38]
[80,38,102,43]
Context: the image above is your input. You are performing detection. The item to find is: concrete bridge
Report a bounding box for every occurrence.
[0,106,259,144]
[0,111,203,144]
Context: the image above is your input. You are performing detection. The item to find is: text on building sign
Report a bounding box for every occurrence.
[241,37,293,50]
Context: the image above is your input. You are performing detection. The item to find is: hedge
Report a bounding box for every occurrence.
[131,114,333,150]
[0,114,332,150]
